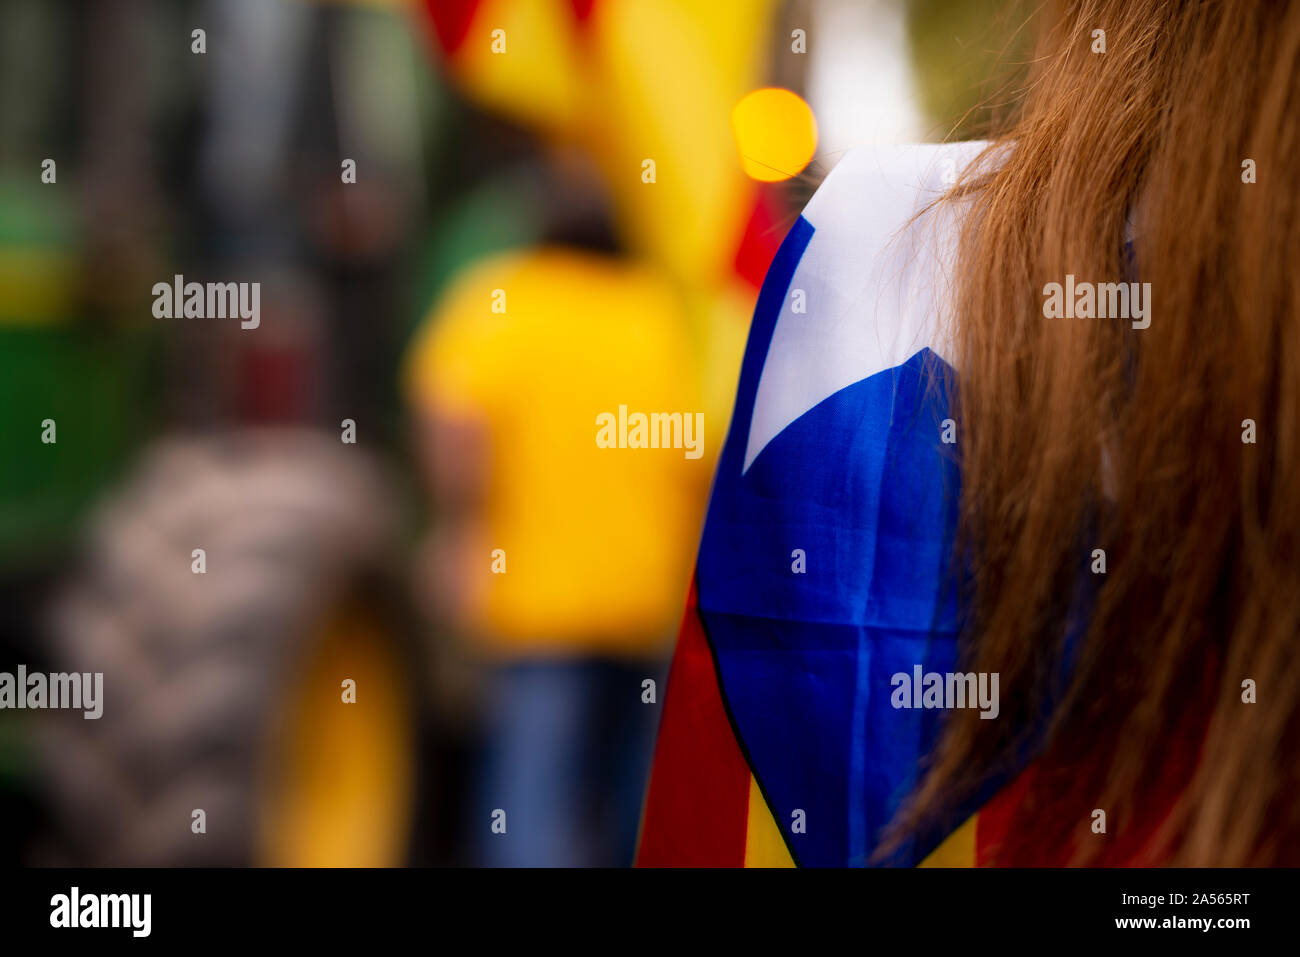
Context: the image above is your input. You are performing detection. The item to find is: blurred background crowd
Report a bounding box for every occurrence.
[0,0,1021,866]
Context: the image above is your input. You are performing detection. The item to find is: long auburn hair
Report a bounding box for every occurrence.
[894,0,1300,865]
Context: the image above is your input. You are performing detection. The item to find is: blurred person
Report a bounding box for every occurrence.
[191,0,423,432]
[404,249,745,867]
[639,0,1300,867]
[410,0,790,866]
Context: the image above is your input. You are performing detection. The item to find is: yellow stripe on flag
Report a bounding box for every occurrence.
[918,813,978,867]
[743,775,795,867]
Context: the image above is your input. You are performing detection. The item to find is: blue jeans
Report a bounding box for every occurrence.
[475,657,665,867]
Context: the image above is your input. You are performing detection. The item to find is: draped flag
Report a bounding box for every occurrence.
[636,141,1198,868]
[634,142,1030,867]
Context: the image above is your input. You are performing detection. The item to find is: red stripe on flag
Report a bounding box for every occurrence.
[423,0,483,57]
[976,725,1200,866]
[732,185,785,289]
[636,580,751,866]
[568,0,599,22]
[975,763,1044,866]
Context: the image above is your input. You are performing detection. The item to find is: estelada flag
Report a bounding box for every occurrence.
[636,143,987,868]
[635,142,1196,868]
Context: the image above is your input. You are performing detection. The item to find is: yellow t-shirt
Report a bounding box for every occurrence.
[405,247,748,656]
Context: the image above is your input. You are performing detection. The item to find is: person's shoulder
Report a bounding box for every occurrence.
[792,140,995,344]
[740,141,991,471]
[802,141,991,229]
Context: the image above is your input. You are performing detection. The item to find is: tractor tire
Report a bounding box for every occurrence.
[31,429,420,866]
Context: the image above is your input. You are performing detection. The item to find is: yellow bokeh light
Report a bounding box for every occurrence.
[730,87,818,182]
